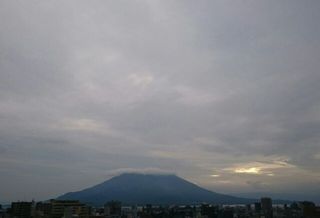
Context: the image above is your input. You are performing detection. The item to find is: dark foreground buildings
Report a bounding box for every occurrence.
[3,198,320,218]
[11,202,33,218]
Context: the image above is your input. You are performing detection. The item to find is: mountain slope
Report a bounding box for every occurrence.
[57,173,255,205]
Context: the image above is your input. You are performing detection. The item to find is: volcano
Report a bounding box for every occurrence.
[57,173,254,205]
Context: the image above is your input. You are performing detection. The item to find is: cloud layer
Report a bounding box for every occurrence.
[0,0,320,202]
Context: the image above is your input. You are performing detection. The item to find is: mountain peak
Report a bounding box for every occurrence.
[58,173,254,206]
[114,172,178,178]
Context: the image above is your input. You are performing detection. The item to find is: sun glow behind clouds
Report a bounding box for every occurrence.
[234,167,261,174]
[226,158,296,176]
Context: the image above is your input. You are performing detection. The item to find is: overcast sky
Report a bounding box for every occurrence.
[1,0,320,203]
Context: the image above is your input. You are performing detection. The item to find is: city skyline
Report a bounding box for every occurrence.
[0,1,320,203]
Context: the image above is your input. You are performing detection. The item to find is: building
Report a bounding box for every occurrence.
[104,201,121,218]
[11,202,33,218]
[0,204,6,218]
[299,201,320,218]
[50,200,89,218]
[35,202,51,218]
[261,197,273,218]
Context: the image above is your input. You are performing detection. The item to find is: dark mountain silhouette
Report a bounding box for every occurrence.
[57,173,256,206]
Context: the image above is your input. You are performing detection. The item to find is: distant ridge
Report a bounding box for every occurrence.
[57,173,256,206]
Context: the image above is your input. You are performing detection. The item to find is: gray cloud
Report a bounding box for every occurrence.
[0,0,320,202]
